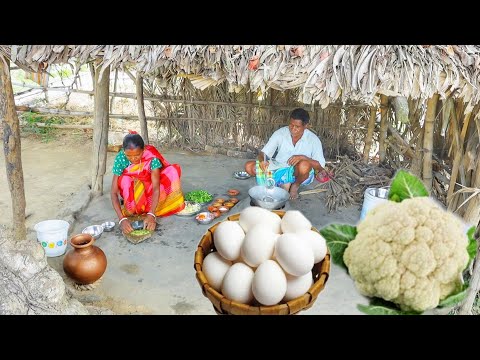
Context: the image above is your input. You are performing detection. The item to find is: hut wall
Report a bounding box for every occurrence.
[146,79,366,160]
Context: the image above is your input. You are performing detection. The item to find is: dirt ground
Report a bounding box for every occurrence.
[0,131,97,232]
[0,130,369,315]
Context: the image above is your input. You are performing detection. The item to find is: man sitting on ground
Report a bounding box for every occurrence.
[244,108,327,200]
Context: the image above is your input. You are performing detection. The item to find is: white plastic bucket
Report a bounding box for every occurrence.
[34,220,70,257]
[359,187,389,221]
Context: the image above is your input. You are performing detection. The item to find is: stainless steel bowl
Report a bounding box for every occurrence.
[82,225,104,240]
[101,221,115,232]
[248,185,290,210]
[131,220,144,230]
[195,212,215,225]
[233,171,251,180]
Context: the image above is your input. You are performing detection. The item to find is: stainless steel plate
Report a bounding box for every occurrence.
[175,201,202,217]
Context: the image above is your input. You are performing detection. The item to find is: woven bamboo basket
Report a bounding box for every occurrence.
[194,210,331,315]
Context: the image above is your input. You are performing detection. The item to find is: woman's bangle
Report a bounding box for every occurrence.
[118,217,128,225]
[147,212,157,219]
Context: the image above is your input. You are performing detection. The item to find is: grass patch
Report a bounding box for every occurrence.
[20,111,65,143]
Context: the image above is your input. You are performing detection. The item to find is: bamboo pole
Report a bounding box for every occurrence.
[135,74,149,144]
[447,110,472,205]
[363,106,376,163]
[378,95,389,163]
[22,122,92,130]
[91,64,110,197]
[0,55,27,240]
[458,143,480,315]
[463,146,480,226]
[422,94,440,192]
[458,256,480,315]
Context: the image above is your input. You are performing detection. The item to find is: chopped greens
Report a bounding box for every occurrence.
[130,229,151,236]
[185,190,213,203]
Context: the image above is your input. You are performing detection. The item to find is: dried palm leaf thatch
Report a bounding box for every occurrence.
[3,45,480,107]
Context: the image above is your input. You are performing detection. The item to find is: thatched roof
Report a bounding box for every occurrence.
[2,45,480,109]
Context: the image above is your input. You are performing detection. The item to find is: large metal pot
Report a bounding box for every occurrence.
[248,185,290,210]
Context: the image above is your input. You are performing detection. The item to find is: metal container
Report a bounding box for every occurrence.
[101,221,115,232]
[82,225,104,240]
[248,185,290,210]
[130,220,144,230]
[195,212,215,225]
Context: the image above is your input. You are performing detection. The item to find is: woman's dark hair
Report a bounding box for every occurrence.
[123,134,145,150]
[290,108,310,125]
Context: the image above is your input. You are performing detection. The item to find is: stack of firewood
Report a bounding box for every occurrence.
[317,156,394,212]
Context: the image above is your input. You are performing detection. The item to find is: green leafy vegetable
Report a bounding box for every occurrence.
[388,169,429,202]
[320,224,357,269]
[358,298,421,315]
[130,229,151,236]
[438,282,469,308]
[185,190,213,203]
[466,226,478,266]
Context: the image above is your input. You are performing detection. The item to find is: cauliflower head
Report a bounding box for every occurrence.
[343,197,469,312]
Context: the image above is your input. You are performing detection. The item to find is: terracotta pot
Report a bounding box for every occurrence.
[63,233,107,285]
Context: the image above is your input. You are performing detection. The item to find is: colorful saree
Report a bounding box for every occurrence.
[118,145,185,217]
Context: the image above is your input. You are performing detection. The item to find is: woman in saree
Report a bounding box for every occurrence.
[111,132,185,234]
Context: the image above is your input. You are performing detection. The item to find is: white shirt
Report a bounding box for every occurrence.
[261,127,326,167]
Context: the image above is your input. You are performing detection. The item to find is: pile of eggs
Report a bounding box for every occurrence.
[202,206,327,306]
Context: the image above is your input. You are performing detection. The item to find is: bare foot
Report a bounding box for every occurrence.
[289,183,300,200]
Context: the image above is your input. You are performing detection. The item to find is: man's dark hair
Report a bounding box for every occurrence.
[123,134,145,150]
[290,108,310,125]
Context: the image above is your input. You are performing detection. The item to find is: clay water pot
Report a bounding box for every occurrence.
[63,233,107,285]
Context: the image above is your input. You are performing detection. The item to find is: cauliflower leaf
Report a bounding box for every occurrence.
[388,169,429,202]
[466,226,478,265]
[438,282,469,308]
[358,298,421,315]
[320,224,357,269]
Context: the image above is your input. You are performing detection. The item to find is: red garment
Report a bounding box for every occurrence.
[118,145,185,217]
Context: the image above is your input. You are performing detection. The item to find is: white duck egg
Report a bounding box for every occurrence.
[240,224,277,268]
[283,272,314,302]
[296,230,327,263]
[271,234,281,260]
[214,221,245,261]
[221,262,255,304]
[276,233,314,276]
[252,260,287,306]
[239,206,282,233]
[202,252,232,292]
[280,210,312,233]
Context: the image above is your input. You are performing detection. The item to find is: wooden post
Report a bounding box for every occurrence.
[422,94,440,192]
[378,95,389,163]
[363,106,377,163]
[91,64,110,197]
[89,63,96,92]
[246,91,252,149]
[409,99,425,178]
[0,55,27,240]
[110,69,118,113]
[135,73,149,144]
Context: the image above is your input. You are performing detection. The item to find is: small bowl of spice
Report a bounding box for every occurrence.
[218,206,229,214]
[195,212,215,225]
